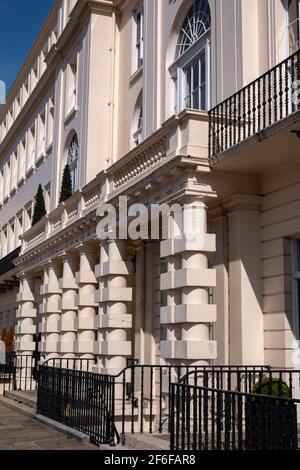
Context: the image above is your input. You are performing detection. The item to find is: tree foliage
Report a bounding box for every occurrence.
[59,164,73,203]
[32,184,46,226]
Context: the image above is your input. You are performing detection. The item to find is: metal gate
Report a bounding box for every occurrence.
[37,365,118,446]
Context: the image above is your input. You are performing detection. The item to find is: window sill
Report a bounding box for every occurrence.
[17,175,26,187]
[64,106,77,125]
[36,152,47,169]
[10,187,17,198]
[46,143,53,155]
[129,65,143,86]
[25,166,35,178]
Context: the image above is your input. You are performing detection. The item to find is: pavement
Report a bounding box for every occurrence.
[0,402,97,450]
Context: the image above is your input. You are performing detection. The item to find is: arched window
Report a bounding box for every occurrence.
[170,0,211,112]
[67,133,79,192]
[133,94,143,147]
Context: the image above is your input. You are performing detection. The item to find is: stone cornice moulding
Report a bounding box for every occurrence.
[222,194,262,213]
[0,68,56,162]
[46,0,114,67]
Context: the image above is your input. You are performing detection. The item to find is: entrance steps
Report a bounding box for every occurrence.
[4,390,37,408]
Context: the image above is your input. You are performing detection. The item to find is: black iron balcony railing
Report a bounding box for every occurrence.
[209,48,300,158]
[0,247,21,278]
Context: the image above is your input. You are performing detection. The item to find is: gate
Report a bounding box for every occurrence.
[37,365,118,446]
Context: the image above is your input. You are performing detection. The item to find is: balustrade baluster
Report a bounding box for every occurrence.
[252,81,256,135]
[247,85,251,137]
[279,63,283,120]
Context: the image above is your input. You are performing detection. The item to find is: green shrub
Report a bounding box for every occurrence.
[251,377,290,400]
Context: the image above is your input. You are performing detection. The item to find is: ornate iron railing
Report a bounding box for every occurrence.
[209,48,300,158]
[0,247,21,277]
[169,381,300,450]
[0,352,43,394]
[37,365,118,447]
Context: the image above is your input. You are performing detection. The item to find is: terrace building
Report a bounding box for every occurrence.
[1,0,300,375]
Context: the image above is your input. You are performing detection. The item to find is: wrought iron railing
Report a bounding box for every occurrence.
[169,381,300,450]
[0,247,21,277]
[10,360,300,449]
[209,48,300,158]
[0,353,43,394]
[114,364,270,444]
[37,365,118,447]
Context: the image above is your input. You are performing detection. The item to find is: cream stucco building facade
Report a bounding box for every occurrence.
[0,0,300,372]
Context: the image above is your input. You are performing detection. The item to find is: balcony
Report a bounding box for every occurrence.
[209,49,300,173]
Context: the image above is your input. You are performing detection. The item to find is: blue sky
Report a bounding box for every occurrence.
[0,0,54,94]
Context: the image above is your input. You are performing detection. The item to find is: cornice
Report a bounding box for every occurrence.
[222,194,262,213]
[0,67,55,161]
[15,209,99,273]
[46,0,114,67]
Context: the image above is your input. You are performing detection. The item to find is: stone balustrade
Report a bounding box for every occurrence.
[20,111,209,253]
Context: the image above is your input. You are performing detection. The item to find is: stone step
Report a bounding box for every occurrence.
[4,390,37,409]
[122,433,170,450]
[0,395,36,418]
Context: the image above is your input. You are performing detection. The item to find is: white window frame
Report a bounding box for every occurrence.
[286,0,300,55]
[170,37,210,114]
[133,104,143,147]
[133,6,144,72]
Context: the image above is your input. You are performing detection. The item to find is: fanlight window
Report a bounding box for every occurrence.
[177,0,211,57]
[171,0,211,112]
[67,133,79,192]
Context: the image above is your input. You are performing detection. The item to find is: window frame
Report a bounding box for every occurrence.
[133,6,144,72]
[170,36,211,113]
[67,133,79,193]
[133,104,143,147]
[287,0,300,54]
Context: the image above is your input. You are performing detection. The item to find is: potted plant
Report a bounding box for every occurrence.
[245,377,297,450]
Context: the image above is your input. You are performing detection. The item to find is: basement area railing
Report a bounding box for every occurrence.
[209,48,300,158]
[0,353,43,394]
[170,380,300,450]
[37,365,118,447]
[6,359,300,449]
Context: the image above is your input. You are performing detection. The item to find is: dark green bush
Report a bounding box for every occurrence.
[251,377,290,399]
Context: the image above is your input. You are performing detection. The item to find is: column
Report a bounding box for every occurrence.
[59,255,79,360]
[160,201,217,367]
[95,240,133,374]
[226,195,264,365]
[40,261,62,360]
[75,248,97,359]
[15,273,36,354]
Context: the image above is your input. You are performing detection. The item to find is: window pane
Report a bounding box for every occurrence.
[200,51,206,84]
[288,0,300,53]
[192,61,199,92]
[186,66,192,95]
[200,85,206,110]
[193,90,199,109]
